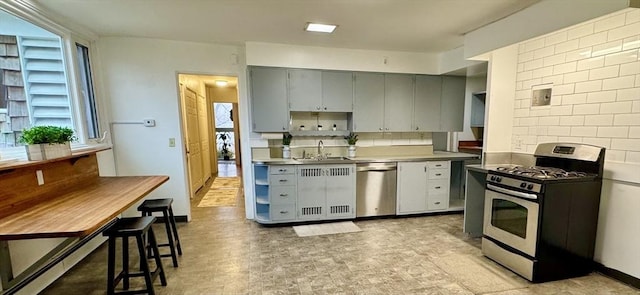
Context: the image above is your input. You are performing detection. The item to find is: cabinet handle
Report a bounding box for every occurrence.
[385,128,389,130]
[435,186,441,189]
[379,128,383,131]
[436,164,442,167]
[435,202,441,205]
[435,173,442,176]
[279,169,286,172]
[279,179,287,182]
[324,107,327,110]
[280,210,289,214]
[279,193,288,197]
[416,126,419,130]
[317,106,321,110]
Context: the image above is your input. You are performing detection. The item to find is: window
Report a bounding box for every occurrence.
[75,43,99,139]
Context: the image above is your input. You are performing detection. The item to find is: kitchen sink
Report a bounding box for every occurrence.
[293,156,353,164]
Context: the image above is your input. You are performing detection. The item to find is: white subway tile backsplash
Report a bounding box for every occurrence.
[529,126,548,135]
[515,90,530,99]
[532,66,553,78]
[553,84,575,95]
[552,61,577,75]
[548,126,571,136]
[629,127,640,138]
[602,75,636,90]
[597,126,629,138]
[627,9,640,24]
[585,114,614,126]
[523,38,545,53]
[542,74,564,85]
[522,99,532,107]
[633,100,640,112]
[617,87,640,101]
[595,13,626,33]
[562,93,587,105]
[583,137,611,149]
[576,80,603,93]
[517,63,525,72]
[564,70,589,83]
[571,126,597,137]
[538,116,560,126]
[592,40,623,57]
[586,90,616,103]
[568,23,594,40]
[614,113,640,125]
[558,136,582,143]
[519,44,527,54]
[555,39,580,54]
[605,150,627,161]
[637,74,640,87]
[559,115,584,125]
[516,71,533,81]
[573,104,600,114]
[529,109,550,117]
[604,49,639,66]
[577,56,605,70]
[623,36,640,51]
[534,46,555,59]
[611,138,640,151]
[523,79,543,90]
[546,31,568,46]
[519,51,534,63]
[607,22,640,42]
[589,65,620,80]
[620,61,640,75]
[514,108,530,117]
[579,31,608,48]
[626,151,640,164]
[513,126,528,135]
[550,105,574,116]
[524,59,544,71]
[566,48,592,62]
[538,136,559,143]
[520,117,539,126]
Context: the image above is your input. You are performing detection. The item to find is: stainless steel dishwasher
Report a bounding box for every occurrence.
[356,162,397,217]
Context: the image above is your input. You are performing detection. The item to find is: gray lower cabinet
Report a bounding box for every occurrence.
[254,164,297,223]
[297,164,356,220]
[249,67,289,132]
[397,161,450,215]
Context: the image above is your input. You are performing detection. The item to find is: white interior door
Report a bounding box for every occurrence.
[197,93,211,182]
[184,88,203,194]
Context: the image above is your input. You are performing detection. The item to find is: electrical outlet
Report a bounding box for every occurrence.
[169,138,175,147]
[143,119,156,127]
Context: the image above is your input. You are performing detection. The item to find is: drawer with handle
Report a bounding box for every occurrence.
[270,186,296,204]
[428,169,449,180]
[428,179,450,195]
[271,204,296,221]
[270,174,296,185]
[427,161,450,169]
[427,194,449,211]
[270,165,295,175]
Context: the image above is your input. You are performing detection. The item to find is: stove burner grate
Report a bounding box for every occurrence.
[496,166,589,179]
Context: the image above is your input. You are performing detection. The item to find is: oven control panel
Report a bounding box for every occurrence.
[486,173,542,194]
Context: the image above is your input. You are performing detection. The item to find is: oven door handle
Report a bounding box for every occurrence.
[487,183,538,200]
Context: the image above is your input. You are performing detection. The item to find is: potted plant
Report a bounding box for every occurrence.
[344,132,358,157]
[19,125,76,161]
[282,132,293,159]
[217,132,232,160]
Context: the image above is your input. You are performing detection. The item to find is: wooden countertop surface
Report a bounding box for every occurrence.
[0,176,169,240]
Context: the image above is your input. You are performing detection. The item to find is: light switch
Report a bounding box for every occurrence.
[36,170,44,185]
[169,138,175,147]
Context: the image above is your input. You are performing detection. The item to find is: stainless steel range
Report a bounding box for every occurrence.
[482,143,605,283]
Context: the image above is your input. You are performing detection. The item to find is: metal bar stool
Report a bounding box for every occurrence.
[104,216,167,295]
[137,198,182,267]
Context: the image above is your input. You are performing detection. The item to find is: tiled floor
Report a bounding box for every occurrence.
[41,175,639,295]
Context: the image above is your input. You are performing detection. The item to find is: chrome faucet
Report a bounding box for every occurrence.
[317,140,324,159]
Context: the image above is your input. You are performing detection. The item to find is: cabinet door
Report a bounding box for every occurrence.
[384,74,414,132]
[288,69,322,111]
[353,72,385,132]
[325,165,356,219]
[296,166,326,220]
[322,71,353,112]
[440,76,466,131]
[250,67,289,132]
[414,75,442,131]
[470,92,486,127]
[397,162,427,214]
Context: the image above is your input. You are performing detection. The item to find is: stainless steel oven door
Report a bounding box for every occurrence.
[483,185,539,257]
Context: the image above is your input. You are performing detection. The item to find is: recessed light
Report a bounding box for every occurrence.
[305,23,337,33]
[215,80,228,87]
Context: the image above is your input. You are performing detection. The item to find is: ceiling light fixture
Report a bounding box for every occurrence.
[215,80,228,87]
[304,22,337,33]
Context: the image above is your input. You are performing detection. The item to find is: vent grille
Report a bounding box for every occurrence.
[328,167,350,176]
[300,168,323,177]
[301,206,322,216]
[330,205,350,214]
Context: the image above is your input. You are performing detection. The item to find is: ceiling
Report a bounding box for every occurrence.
[36,0,540,54]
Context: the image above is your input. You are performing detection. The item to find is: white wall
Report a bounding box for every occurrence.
[485,8,640,279]
[97,37,244,219]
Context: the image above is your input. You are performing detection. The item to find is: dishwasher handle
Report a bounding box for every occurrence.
[356,163,397,172]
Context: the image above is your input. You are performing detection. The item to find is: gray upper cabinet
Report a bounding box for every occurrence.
[288,69,322,111]
[353,72,385,132]
[413,75,442,131]
[322,71,353,112]
[470,91,486,127]
[250,67,290,132]
[288,69,353,112]
[384,74,414,132]
[440,76,465,132]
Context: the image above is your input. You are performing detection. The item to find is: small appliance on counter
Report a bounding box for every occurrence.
[482,143,605,283]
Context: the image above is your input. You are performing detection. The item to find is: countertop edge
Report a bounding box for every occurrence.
[252,152,480,165]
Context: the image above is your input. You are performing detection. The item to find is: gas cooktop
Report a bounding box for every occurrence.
[494,165,595,180]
